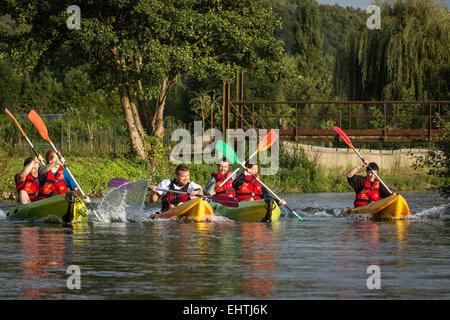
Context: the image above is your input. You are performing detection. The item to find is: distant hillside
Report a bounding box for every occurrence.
[265,0,366,57]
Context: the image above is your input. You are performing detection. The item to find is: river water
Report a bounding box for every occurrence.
[0,191,448,300]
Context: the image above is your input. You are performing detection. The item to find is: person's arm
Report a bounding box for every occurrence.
[189,182,203,198]
[232,171,246,191]
[39,160,59,175]
[150,180,168,202]
[379,183,392,198]
[16,156,42,183]
[203,176,216,196]
[347,160,368,179]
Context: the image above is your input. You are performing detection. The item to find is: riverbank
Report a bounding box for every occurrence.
[0,154,440,201]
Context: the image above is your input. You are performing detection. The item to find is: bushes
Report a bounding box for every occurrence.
[0,147,442,200]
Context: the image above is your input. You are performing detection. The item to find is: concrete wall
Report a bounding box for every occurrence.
[282,142,430,170]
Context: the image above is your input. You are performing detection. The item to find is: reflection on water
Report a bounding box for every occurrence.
[19,227,66,299]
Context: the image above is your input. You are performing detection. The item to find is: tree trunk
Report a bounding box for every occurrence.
[112,47,147,160]
[126,85,145,136]
[151,78,169,138]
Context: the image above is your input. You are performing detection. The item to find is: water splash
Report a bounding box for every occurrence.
[300,207,337,217]
[96,179,149,223]
[0,209,7,221]
[411,203,450,220]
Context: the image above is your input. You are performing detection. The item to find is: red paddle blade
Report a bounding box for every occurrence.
[209,195,239,207]
[28,110,51,142]
[333,126,355,150]
[257,129,278,152]
[5,108,27,138]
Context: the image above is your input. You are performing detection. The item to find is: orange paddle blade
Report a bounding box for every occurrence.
[257,129,278,152]
[28,110,50,142]
[5,108,28,138]
[333,126,355,150]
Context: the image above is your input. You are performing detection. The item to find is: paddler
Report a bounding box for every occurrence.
[15,155,44,204]
[149,163,203,214]
[37,149,90,202]
[233,162,286,221]
[204,159,236,197]
[342,161,391,214]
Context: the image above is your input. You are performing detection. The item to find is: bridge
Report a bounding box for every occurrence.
[220,82,449,143]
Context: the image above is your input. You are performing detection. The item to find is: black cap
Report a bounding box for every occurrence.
[366,162,379,172]
[23,157,34,167]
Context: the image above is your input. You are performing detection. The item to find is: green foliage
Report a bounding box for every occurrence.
[336,0,450,100]
[413,116,450,198]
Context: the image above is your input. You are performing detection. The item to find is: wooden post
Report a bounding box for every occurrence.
[429,103,432,142]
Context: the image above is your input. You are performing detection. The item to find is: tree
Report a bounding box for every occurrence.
[190,91,219,135]
[335,0,450,101]
[1,0,284,160]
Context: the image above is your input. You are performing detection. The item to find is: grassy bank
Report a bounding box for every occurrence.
[0,154,440,201]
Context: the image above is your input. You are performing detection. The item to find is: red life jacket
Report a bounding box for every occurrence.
[161,179,191,212]
[354,178,380,207]
[38,165,68,200]
[213,172,236,197]
[236,174,263,202]
[15,173,39,202]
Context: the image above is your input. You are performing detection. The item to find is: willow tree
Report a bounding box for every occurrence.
[336,0,449,101]
[0,0,283,160]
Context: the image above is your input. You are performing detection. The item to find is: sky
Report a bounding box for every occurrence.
[316,0,450,9]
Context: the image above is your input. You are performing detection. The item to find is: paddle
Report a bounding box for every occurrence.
[27,110,102,221]
[214,129,278,192]
[107,178,238,207]
[217,141,305,221]
[5,108,44,165]
[333,126,393,195]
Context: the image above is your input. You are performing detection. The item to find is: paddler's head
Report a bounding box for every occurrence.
[46,149,63,171]
[366,162,379,182]
[217,159,229,176]
[175,163,190,186]
[23,157,39,177]
[244,161,258,176]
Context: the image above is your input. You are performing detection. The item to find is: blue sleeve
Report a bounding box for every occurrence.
[63,169,77,191]
[38,167,46,185]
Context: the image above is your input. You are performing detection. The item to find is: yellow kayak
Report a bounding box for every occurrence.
[346,193,410,219]
[153,197,214,222]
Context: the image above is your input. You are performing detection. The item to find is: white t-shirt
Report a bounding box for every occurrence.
[156,179,202,197]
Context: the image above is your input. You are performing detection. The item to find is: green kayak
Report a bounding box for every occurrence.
[7,192,88,223]
[211,199,281,222]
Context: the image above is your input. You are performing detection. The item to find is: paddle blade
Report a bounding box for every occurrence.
[5,108,27,138]
[215,140,242,165]
[257,129,278,152]
[333,126,355,150]
[28,110,50,142]
[107,178,131,188]
[209,195,239,208]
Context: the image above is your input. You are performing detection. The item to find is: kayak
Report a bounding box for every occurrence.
[211,199,281,222]
[344,193,410,219]
[7,192,88,223]
[153,197,214,222]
